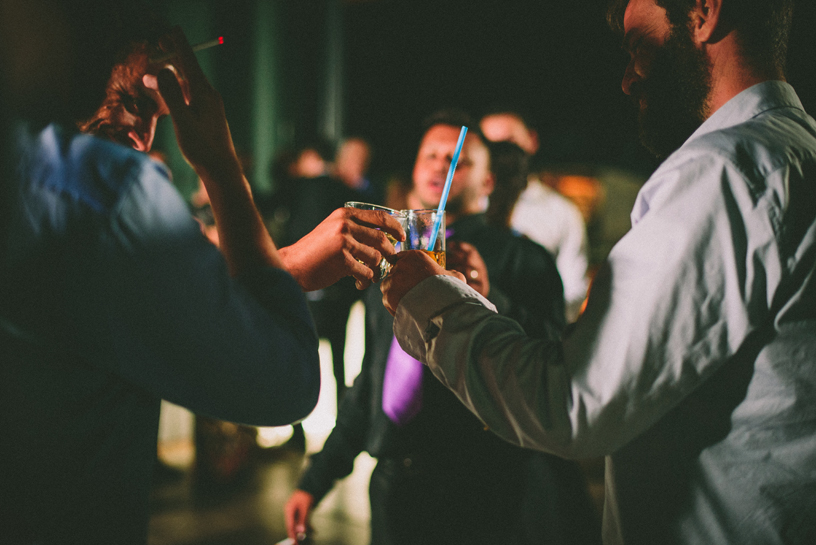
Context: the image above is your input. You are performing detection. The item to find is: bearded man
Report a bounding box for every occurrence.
[382,1,816,544]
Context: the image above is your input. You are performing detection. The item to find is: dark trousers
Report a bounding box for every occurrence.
[368,453,601,545]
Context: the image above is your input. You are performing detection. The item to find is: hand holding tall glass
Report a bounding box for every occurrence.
[379,125,464,313]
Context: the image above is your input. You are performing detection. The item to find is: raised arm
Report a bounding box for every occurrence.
[279,207,405,292]
[384,152,768,459]
[151,28,280,277]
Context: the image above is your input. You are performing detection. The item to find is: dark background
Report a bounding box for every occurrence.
[154,0,816,194]
[340,0,816,179]
[342,0,652,176]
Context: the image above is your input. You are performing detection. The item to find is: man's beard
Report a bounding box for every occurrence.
[633,25,712,160]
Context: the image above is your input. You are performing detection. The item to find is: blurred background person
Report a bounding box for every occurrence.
[333,136,383,204]
[259,146,300,243]
[265,138,367,452]
[480,108,590,321]
[484,140,532,229]
[267,139,345,249]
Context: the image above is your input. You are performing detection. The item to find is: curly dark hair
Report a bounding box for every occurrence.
[606,0,794,74]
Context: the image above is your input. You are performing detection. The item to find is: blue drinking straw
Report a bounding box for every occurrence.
[428,125,467,250]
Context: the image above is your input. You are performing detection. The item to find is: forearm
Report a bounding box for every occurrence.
[197,157,284,277]
[393,276,581,456]
[394,275,639,460]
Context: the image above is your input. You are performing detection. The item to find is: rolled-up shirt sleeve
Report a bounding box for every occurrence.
[394,146,775,459]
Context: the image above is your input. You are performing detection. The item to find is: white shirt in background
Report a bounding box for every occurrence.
[511,178,589,321]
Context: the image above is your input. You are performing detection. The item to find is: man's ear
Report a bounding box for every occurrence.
[483,172,496,197]
[690,0,723,44]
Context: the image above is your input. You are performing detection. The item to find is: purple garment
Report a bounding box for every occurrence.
[381,336,425,426]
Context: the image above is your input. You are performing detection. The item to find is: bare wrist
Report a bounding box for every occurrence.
[194,153,244,184]
[277,245,307,289]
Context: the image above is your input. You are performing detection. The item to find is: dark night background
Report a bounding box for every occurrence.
[341,0,816,179]
[152,0,815,195]
[341,0,651,176]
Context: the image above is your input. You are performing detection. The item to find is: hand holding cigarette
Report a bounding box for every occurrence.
[145,26,286,277]
[144,27,238,180]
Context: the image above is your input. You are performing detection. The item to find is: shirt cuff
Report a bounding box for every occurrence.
[393,275,496,362]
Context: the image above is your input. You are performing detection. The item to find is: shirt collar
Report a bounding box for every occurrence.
[687,80,803,142]
[630,81,803,225]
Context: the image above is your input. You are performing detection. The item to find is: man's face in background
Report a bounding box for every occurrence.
[411,124,493,220]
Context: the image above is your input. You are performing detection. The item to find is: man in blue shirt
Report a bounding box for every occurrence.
[0,16,403,545]
[383,1,816,543]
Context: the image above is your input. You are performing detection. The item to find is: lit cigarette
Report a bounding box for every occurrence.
[150,36,224,64]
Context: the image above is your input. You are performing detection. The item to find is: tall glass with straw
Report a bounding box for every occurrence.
[423,125,468,262]
[344,126,467,278]
[401,208,446,267]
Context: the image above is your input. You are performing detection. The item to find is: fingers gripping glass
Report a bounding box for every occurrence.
[344,202,445,281]
[344,202,406,281]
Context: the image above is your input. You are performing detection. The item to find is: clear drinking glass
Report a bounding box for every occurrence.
[400,209,446,268]
[343,203,446,280]
[344,201,406,281]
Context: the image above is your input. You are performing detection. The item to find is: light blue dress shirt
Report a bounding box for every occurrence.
[1,124,320,543]
[394,81,816,544]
